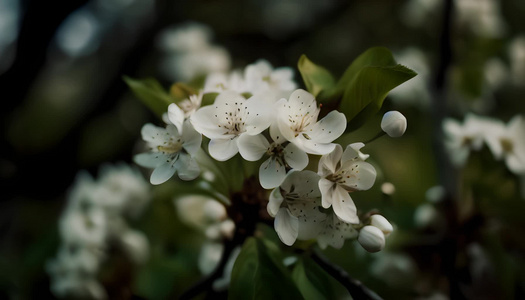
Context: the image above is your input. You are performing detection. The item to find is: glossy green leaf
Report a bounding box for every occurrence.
[337,47,417,129]
[229,237,304,300]
[298,55,337,100]
[123,76,174,117]
[292,257,349,300]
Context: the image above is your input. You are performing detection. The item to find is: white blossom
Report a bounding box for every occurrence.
[237,124,308,189]
[191,91,273,161]
[381,111,407,138]
[203,71,246,94]
[484,115,525,174]
[370,214,393,236]
[318,143,377,224]
[316,210,358,249]
[244,59,296,95]
[134,120,202,184]
[442,113,499,167]
[268,170,326,246]
[275,89,346,155]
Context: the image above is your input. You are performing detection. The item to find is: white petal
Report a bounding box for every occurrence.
[259,157,286,189]
[243,95,274,135]
[237,134,269,161]
[275,98,297,142]
[285,170,321,199]
[274,208,299,246]
[358,226,385,253]
[331,186,359,224]
[340,161,377,191]
[168,103,185,133]
[307,111,347,143]
[294,136,336,155]
[141,123,165,144]
[134,152,166,168]
[505,153,525,174]
[318,178,336,208]
[318,144,343,177]
[181,120,202,155]
[208,138,239,161]
[269,123,286,144]
[176,154,200,181]
[268,187,284,217]
[150,162,177,185]
[287,89,317,117]
[283,143,308,170]
[342,143,369,163]
[191,106,231,139]
[370,215,394,236]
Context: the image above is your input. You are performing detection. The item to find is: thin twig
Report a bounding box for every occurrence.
[311,249,383,300]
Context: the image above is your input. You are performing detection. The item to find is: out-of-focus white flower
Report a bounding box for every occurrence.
[96,163,151,218]
[119,230,150,265]
[318,144,376,224]
[134,120,202,184]
[454,0,507,38]
[414,203,441,229]
[177,92,203,118]
[275,89,346,155]
[191,91,273,161]
[442,113,500,167]
[60,206,107,247]
[509,36,525,85]
[198,241,223,275]
[157,22,212,52]
[381,111,407,138]
[484,115,525,174]
[370,215,393,236]
[203,71,246,94]
[212,246,241,291]
[389,47,432,109]
[268,170,326,246]
[46,245,104,275]
[157,22,231,82]
[237,125,308,189]
[483,58,508,91]
[370,252,417,288]
[358,225,385,253]
[244,59,296,95]
[400,0,441,28]
[425,185,446,203]
[49,274,107,300]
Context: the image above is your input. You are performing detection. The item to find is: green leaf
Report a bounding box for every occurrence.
[229,237,304,300]
[337,47,417,129]
[298,55,337,100]
[123,76,174,117]
[292,258,349,300]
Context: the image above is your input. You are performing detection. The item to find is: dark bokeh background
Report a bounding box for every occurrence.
[2,0,525,298]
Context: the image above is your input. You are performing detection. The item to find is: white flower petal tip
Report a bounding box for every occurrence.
[381,111,407,138]
[370,215,393,236]
[358,226,386,253]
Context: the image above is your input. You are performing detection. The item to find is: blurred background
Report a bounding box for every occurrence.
[1,0,525,299]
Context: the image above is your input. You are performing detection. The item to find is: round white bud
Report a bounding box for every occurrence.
[358,225,386,253]
[381,111,407,137]
[370,214,394,236]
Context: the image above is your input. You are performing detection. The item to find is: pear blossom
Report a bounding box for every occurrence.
[381,111,407,137]
[316,210,358,249]
[134,120,202,185]
[191,90,273,161]
[244,59,296,95]
[442,113,498,167]
[275,89,346,155]
[237,125,308,189]
[174,91,203,119]
[318,143,377,224]
[370,214,394,236]
[484,115,525,174]
[203,71,246,94]
[268,170,326,246]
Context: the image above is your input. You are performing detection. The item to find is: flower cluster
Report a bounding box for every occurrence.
[46,164,151,300]
[134,57,397,252]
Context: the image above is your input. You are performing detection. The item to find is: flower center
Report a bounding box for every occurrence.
[221,103,246,135]
[500,138,513,153]
[157,140,183,154]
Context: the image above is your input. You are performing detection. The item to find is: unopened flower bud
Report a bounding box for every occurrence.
[381,111,407,137]
[358,225,385,253]
[370,215,393,236]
